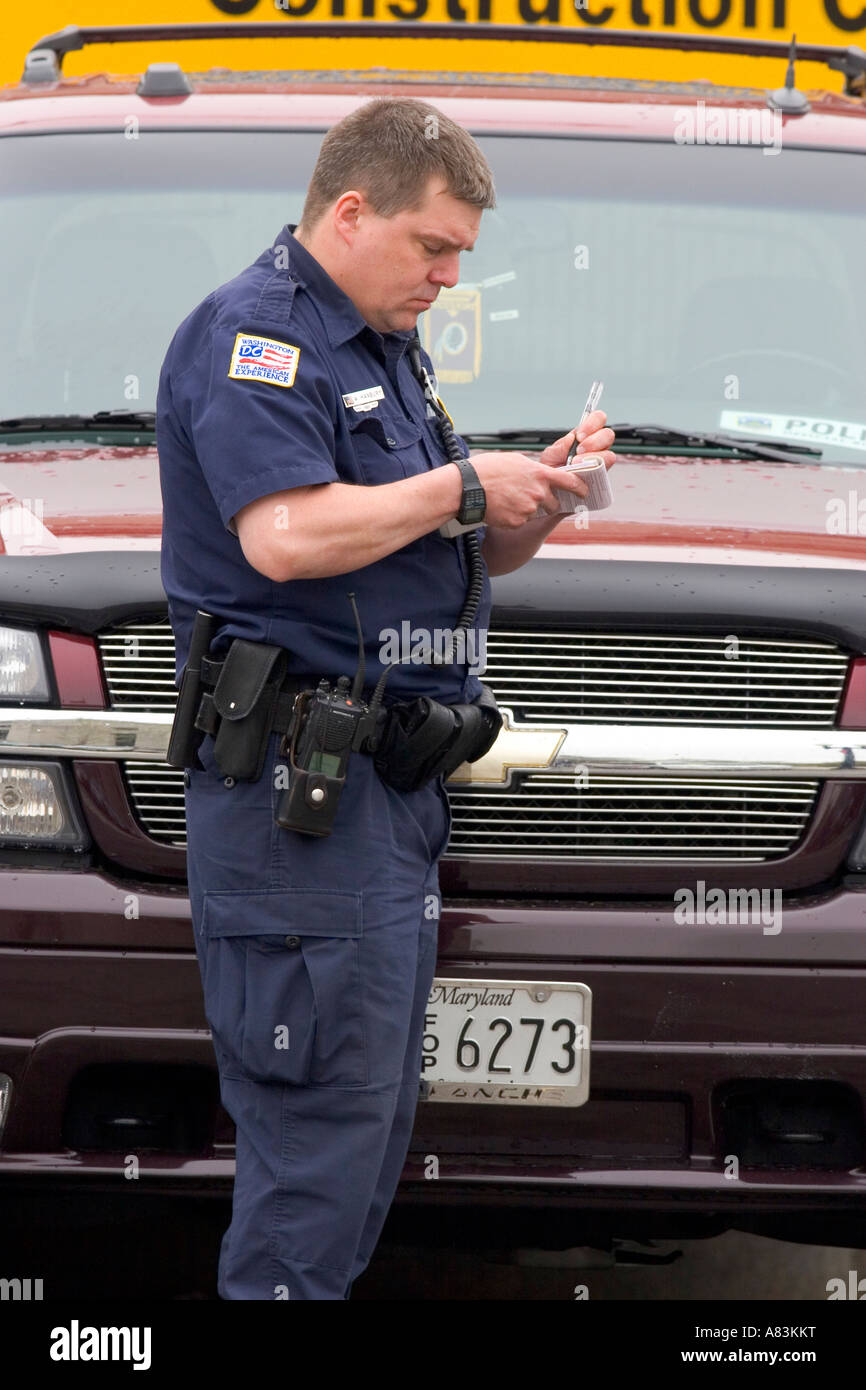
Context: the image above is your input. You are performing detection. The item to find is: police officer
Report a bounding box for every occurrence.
[157,96,614,1300]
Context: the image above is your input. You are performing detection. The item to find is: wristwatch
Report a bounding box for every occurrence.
[454,457,486,525]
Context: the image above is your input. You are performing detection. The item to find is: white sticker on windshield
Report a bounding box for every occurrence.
[720,411,866,453]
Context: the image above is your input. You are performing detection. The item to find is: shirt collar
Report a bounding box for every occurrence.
[276,224,413,361]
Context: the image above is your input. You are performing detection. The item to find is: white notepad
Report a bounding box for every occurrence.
[536,453,613,517]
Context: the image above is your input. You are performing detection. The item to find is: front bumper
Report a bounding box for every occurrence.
[2,869,866,1234]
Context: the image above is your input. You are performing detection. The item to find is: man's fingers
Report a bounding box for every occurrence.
[543,413,613,459]
[538,463,588,495]
[577,409,607,439]
[575,426,616,455]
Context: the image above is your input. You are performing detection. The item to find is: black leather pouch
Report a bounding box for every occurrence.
[374,684,502,793]
[373,697,455,793]
[210,639,287,781]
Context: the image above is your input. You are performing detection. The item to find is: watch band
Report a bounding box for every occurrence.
[455,457,486,525]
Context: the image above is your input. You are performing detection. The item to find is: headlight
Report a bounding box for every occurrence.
[0,763,89,848]
[0,626,50,701]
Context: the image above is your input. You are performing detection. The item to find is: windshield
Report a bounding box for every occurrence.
[2,129,864,463]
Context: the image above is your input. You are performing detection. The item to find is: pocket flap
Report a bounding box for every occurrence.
[202,888,363,938]
[346,411,423,450]
[212,639,287,720]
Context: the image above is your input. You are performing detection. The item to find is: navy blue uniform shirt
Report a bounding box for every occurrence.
[157,224,490,703]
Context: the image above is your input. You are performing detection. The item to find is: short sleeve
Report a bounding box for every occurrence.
[172,307,339,534]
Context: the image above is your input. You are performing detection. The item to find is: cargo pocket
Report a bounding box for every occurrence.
[347,411,424,485]
[201,888,367,1087]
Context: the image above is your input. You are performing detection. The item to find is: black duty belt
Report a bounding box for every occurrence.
[195,655,318,738]
[167,632,502,800]
[190,649,389,785]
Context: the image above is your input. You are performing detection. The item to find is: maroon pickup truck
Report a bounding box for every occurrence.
[1,23,866,1262]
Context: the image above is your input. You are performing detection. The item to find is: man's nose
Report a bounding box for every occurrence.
[430,253,461,289]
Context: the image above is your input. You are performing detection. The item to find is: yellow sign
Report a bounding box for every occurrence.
[2,2,864,92]
[423,288,483,384]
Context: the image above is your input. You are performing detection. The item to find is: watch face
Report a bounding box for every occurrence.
[459,489,486,523]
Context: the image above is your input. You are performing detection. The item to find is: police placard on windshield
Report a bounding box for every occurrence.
[720,410,866,453]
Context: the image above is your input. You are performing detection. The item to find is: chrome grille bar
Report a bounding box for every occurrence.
[2,707,864,777]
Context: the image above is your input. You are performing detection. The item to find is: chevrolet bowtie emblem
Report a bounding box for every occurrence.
[446,708,566,785]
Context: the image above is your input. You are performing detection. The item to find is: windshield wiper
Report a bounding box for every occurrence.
[0,410,156,432]
[462,424,823,464]
[592,423,822,464]
[462,428,564,447]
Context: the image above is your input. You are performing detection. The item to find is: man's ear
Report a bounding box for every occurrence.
[332,191,364,245]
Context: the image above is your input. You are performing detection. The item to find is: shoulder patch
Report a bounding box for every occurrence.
[228,333,300,388]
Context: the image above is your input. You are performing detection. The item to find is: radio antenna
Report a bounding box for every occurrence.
[347,592,366,702]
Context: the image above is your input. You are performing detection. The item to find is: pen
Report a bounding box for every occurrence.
[567,380,604,464]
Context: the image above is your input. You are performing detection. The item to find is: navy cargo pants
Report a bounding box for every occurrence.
[184,727,450,1300]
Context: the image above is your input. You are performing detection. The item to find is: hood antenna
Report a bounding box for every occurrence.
[768,33,811,115]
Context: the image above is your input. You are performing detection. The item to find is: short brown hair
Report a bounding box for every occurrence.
[299,97,496,230]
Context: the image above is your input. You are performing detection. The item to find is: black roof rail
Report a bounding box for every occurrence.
[21,22,866,96]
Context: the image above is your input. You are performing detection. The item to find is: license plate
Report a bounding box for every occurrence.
[420,978,591,1107]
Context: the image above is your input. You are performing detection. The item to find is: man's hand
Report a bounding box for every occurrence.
[466,449,583,528]
[472,411,616,530]
[478,411,616,575]
[539,409,616,476]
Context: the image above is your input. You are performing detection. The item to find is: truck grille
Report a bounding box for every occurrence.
[484,631,848,726]
[445,776,818,860]
[98,623,843,859]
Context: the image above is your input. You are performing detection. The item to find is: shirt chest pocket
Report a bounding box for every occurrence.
[346,410,425,485]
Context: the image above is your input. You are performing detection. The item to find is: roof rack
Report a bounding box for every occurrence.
[21,21,866,96]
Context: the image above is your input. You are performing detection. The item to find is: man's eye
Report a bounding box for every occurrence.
[422,243,442,255]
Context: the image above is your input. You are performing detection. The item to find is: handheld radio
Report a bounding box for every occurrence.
[274,595,378,837]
